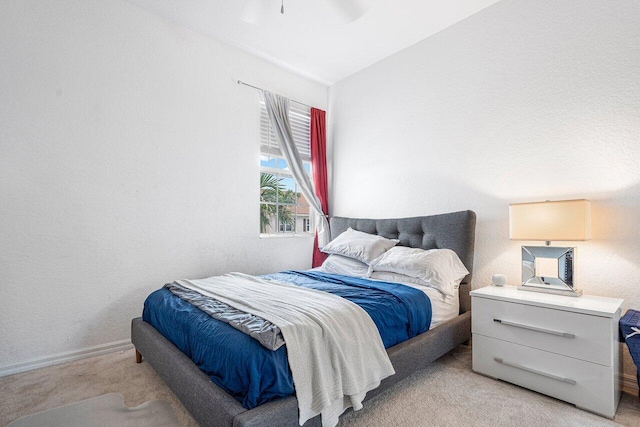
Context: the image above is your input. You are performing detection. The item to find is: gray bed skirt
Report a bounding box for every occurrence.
[132,210,476,426]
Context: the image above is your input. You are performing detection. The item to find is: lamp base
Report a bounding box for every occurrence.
[517,284,583,298]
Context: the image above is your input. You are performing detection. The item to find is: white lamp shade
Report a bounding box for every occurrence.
[509,199,591,241]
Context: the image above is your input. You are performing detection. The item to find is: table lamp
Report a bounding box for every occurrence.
[509,199,591,297]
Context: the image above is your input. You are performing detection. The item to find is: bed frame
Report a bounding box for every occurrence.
[131,210,476,427]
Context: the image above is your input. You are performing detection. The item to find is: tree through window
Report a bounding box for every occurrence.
[259,102,313,235]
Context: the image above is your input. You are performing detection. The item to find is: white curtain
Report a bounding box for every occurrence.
[263,91,330,247]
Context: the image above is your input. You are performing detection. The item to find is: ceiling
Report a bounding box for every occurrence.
[123,0,501,85]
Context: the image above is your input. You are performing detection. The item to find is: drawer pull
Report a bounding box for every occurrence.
[494,357,577,385]
[493,319,575,338]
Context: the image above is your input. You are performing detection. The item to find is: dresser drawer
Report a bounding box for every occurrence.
[472,296,614,366]
[473,335,618,418]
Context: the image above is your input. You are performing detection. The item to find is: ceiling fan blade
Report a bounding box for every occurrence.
[240,0,375,26]
[325,0,374,23]
[240,0,280,25]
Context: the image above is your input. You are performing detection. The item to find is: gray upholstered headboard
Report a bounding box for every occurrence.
[330,210,476,314]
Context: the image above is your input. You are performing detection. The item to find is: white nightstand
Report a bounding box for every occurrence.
[471,285,624,418]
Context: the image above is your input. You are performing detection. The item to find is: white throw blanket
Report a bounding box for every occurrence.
[176,273,395,427]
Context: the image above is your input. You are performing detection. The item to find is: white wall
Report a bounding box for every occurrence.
[329,0,640,378]
[0,0,326,370]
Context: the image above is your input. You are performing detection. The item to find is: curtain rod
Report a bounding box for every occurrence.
[237,80,313,109]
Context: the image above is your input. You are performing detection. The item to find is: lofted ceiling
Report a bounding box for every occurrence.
[123,0,501,85]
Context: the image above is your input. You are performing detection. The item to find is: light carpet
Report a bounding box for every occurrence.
[7,392,179,427]
[1,347,639,427]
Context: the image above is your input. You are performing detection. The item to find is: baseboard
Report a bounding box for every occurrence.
[0,339,133,377]
[620,372,639,395]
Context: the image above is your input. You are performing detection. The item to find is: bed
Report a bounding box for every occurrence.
[131,210,476,427]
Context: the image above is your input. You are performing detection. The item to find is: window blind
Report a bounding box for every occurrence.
[260,101,311,162]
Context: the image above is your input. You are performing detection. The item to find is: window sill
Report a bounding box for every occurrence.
[260,233,315,239]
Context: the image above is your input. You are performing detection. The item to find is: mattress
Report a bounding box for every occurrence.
[142,271,435,410]
[392,282,459,329]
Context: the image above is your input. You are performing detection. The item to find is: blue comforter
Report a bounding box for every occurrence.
[142,271,432,409]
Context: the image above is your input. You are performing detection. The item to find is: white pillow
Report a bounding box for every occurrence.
[321,228,399,264]
[369,271,462,292]
[367,246,468,297]
[316,254,369,277]
[369,271,433,288]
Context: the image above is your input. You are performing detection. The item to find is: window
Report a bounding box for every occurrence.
[279,223,293,232]
[259,101,314,236]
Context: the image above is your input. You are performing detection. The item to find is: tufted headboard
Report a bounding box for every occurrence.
[329,210,476,313]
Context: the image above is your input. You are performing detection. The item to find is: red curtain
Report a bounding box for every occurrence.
[310,108,329,267]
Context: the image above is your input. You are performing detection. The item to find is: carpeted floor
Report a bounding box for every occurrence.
[6,393,179,427]
[1,347,640,427]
